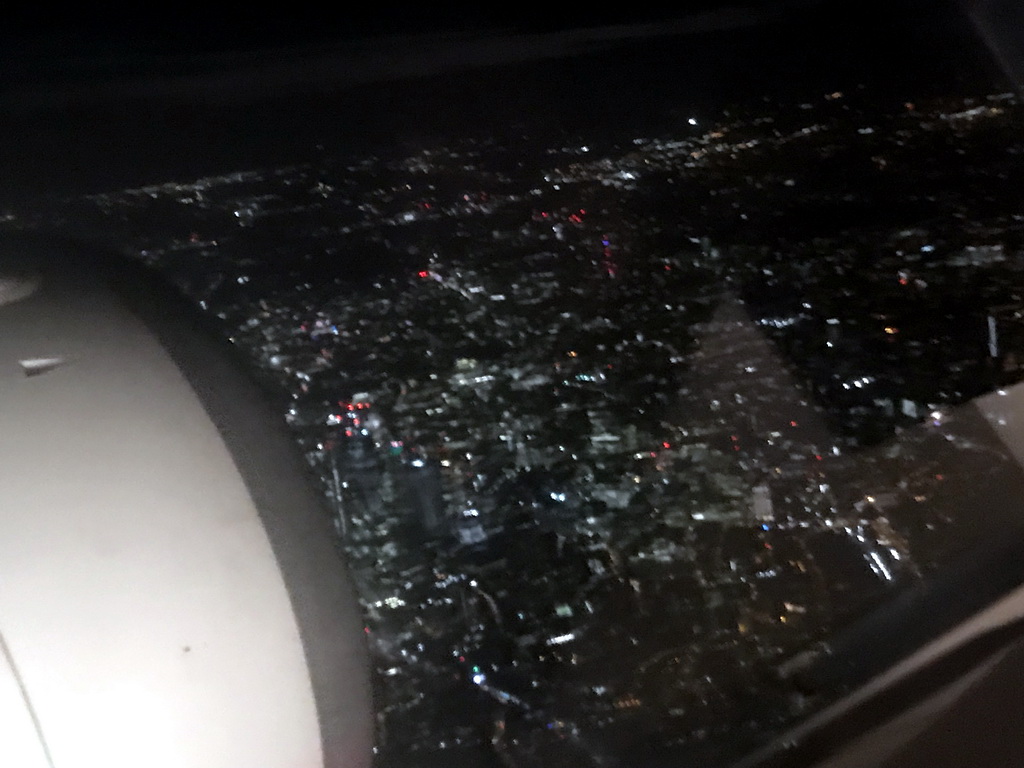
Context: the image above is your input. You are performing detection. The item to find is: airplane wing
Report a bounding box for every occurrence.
[0,234,372,768]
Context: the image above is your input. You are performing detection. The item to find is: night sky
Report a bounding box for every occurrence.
[1,4,833,52]
[0,2,1001,204]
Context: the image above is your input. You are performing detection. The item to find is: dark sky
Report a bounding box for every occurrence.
[1,1,990,118]
[0,1,967,84]
[2,3,820,51]
[0,1,1002,204]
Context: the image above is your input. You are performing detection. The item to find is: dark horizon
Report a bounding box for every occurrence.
[0,1,997,208]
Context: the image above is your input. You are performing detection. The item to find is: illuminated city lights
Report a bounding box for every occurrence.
[24,81,1024,768]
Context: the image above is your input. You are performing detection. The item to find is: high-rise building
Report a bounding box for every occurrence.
[400,456,446,539]
[987,303,1024,379]
[751,483,774,523]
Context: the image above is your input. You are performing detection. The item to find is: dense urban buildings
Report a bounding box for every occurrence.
[8,85,1024,766]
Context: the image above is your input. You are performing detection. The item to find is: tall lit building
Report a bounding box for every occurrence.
[400,456,446,539]
[987,303,1024,378]
[751,483,774,523]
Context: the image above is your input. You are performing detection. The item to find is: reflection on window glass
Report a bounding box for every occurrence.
[4,4,1021,766]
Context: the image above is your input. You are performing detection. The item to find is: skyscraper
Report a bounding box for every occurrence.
[987,303,1024,380]
[751,483,774,523]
